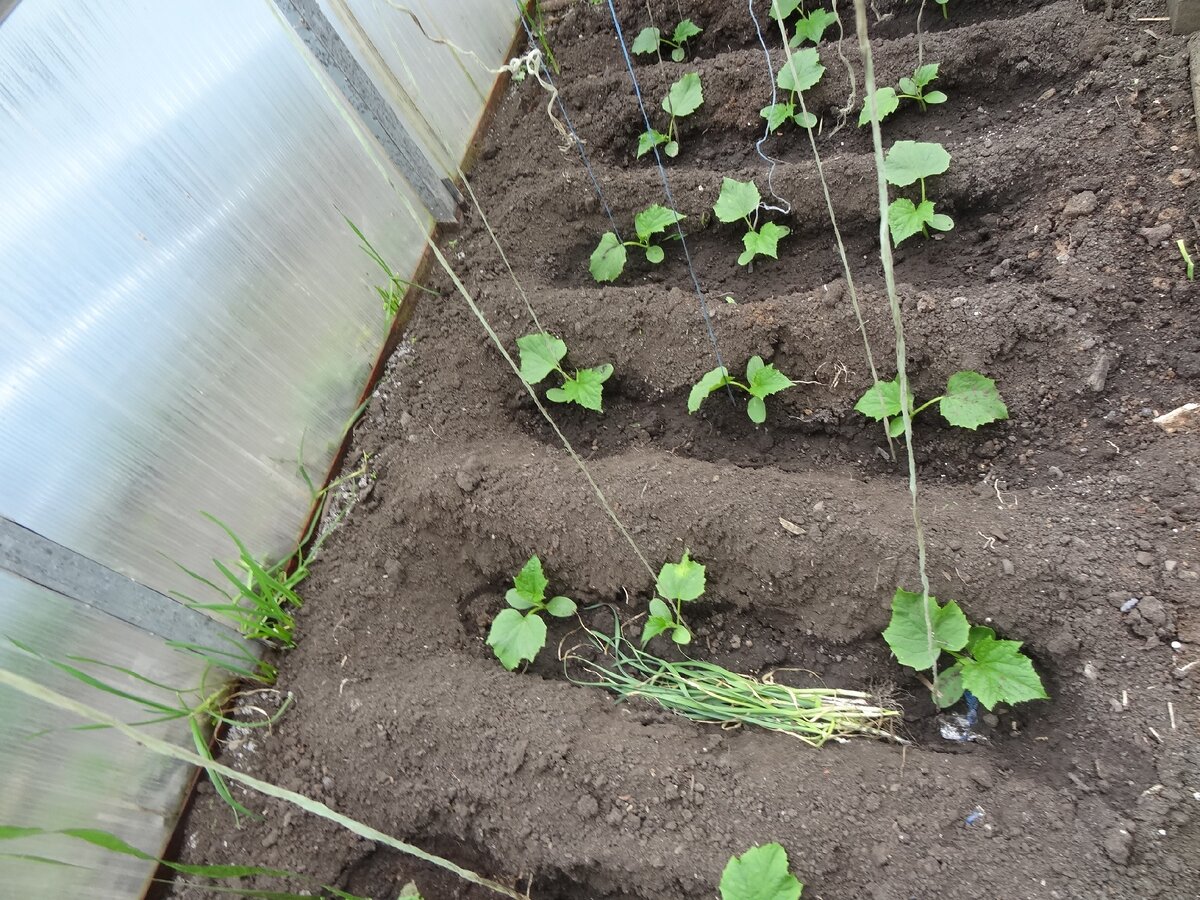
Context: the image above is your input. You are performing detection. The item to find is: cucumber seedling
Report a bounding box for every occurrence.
[713,177,791,266]
[855,370,1007,437]
[769,0,839,47]
[883,140,954,246]
[883,587,1048,710]
[631,18,702,62]
[487,555,577,671]
[517,332,614,412]
[858,62,947,125]
[589,204,685,282]
[760,47,826,132]
[689,356,796,424]
[641,552,706,646]
[720,843,804,900]
[1179,239,1195,281]
[638,72,704,158]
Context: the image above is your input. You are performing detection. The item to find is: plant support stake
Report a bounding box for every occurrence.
[852,0,938,691]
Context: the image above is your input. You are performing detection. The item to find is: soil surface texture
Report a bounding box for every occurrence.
[173,2,1200,898]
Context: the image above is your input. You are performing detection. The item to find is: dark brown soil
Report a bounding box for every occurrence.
[172,2,1200,898]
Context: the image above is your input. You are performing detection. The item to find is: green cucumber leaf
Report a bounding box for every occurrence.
[858,86,900,125]
[645,244,665,264]
[637,129,669,158]
[746,356,794,399]
[545,595,577,618]
[924,90,948,105]
[648,597,673,620]
[719,843,803,900]
[888,197,943,246]
[913,63,940,87]
[688,366,733,413]
[747,396,767,424]
[884,140,951,187]
[938,371,1008,430]
[509,555,548,607]
[656,552,705,603]
[516,333,567,384]
[641,615,675,645]
[882,587,970,671]
[760,101,795,133]
[664,72,704,117]
[768,0,802,22]
[791,9,838,46]
[664,140,680,157]
[671,624,692,644]
[589,232,627,282]
[487,609,547,671]
[898,77,919,97]
[854,378,902,420]
[714,178,761,223]
[634,204,684,242]
[933,660,966,709]
[792,110,817,129]
[631,27,660,56]
[673,19,702,44]
[776,47,825,93]
[546,364,613,412]
[739,221,790,266]
[959,636,1048,710]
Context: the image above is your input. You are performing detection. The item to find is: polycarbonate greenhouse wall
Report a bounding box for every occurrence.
[0,1,517,896]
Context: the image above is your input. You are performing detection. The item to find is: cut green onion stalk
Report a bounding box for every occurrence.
[564,610,902,747]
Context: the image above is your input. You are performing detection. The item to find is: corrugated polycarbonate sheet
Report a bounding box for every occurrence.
[0,571,210,898]
[319,0,519,174]
[0,0,431,601]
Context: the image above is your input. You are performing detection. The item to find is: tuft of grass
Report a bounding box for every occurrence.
[564,610,901,747]
[344,216,437,317]
[8,638,291,823]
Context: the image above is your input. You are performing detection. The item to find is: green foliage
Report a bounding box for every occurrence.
[936,0,951,18]
[637,72,704,158]
[344,216,435,317]
[640,552,705,646]
[720,843,804,900]
[632,19,703,62]
[854,370,1008,437]
[883,140,953,246]
[883,588,1048,710]
[712,178,791,266]
[760,47,825,134]
[792,9,838,46]
[487,556,577,670]
[688,356,795,424]
[1179,239,1195,280]
[589,205,685,280]
[768,0,802,22]
[517,333,614,412]
[859,62,947,125]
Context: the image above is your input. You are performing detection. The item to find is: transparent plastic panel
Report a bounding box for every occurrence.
[319,0,519,174]
[0,571,212,899]
[0,0,431,601]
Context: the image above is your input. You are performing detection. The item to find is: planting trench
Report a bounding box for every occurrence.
[173,1,1199,898]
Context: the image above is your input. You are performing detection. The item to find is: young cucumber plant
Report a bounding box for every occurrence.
[883,587,1048,710]
[760,47,826,133]
[883,140,954,246]
[720,843,804,900]
[769,0,839,47]
[713,178,790,266]
[631,18,702,62]
[641,552,706,647]
[638,72,704,158]
[517,333,613,412]
[487,555,577,670]
[858,62,947,125]
[589,204,684,282]
[855,370,1007,437]
[690,356,796,424]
